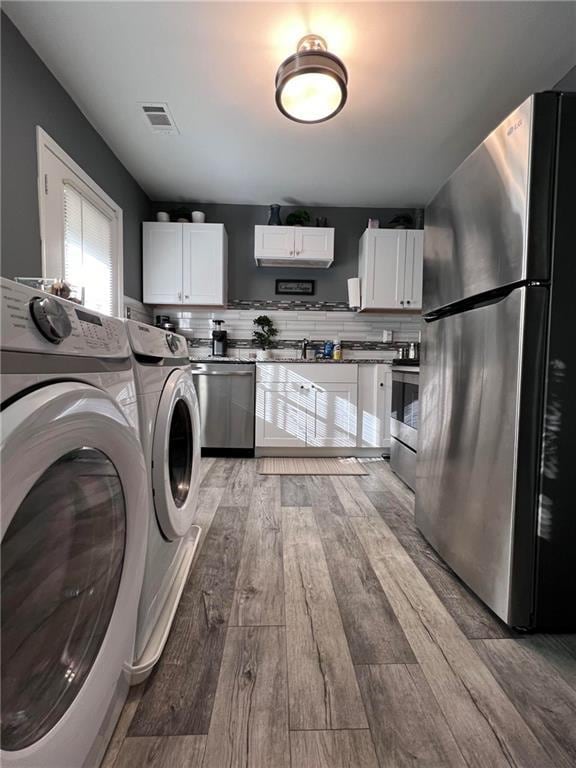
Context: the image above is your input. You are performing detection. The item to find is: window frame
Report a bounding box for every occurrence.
[36,127,124,316]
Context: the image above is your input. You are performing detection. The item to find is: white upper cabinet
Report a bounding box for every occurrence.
[182,224,227,305]
[403,230,424,309]
[254,225,334,268]
[143,222,227,306]
[294,228,334,261]
[254,226,294,260]
[143,223,183,304]
[358,229,423,311]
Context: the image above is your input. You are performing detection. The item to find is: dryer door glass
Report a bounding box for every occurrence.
[1,447,126,751]
[168,397,193,507]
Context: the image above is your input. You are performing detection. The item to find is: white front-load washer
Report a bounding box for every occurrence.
[124,320,202,683]
[0,278,149,768]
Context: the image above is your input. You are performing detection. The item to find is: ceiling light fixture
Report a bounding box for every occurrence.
[275,34,348,124]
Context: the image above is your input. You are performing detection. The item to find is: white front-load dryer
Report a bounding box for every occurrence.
[0,279,148,768]
[124,320,202,683]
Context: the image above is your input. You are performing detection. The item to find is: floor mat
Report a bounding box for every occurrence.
[258,457,368,475]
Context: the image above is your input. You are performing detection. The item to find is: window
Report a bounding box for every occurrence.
[37,128,123,316]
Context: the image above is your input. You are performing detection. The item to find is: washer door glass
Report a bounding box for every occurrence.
[1,447,126,751]
[168,398,193,508]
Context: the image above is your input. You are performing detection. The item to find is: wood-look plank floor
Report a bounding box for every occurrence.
[229,474,284,627]
[107,457,576,768]
[283,505,368,730]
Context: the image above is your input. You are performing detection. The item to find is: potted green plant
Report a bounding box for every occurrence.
[252,315,278,360]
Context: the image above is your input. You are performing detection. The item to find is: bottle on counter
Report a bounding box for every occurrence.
[333,339,342,361]
[323,340,334,359]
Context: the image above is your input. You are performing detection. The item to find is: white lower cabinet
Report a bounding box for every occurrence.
[307,382,358,447]
[256,382,308,448]
[357,364,392,449]
[256,364,357,448]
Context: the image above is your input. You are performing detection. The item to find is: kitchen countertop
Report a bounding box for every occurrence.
[189,357,394,365]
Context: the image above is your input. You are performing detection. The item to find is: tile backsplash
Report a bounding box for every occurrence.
[153,301,422,350]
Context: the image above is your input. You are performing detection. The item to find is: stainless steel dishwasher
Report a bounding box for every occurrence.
[190,362,255,455]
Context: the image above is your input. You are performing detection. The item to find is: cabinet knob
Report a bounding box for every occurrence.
[379,382,384,387]
[178,291,182,301]
[296,250,301,255]
[185,294,190,300]
[290,250,294,256]
[406,300,411,305]
[300,384,304,389]
[400,300,404,305]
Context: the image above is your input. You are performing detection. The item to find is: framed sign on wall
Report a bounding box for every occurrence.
[275,279,315,296]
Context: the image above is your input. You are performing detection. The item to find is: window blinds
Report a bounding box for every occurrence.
[63,184,114,315]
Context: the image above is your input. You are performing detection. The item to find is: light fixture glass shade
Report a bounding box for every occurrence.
[275,35,348,124]
[279,72,343,122]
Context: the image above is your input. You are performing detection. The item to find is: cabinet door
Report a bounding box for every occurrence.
[307,382,357,447]
[182,224,226,305]
[294,227,334,264]
[357,364,391,448]
[143,223,183,304]
[254,226,295,263]
[379,366,392,447]
[404,230,424,310]
[255,383,308,447]
[362,231,406,310]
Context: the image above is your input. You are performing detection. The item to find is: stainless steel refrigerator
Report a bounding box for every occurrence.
[416,91,575,630]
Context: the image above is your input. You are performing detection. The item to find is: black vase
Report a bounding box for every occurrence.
[268,204,282,226]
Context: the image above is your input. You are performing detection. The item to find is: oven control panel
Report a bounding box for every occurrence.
[1,278,130,357]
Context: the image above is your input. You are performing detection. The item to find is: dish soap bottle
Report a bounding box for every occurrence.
[333,339,342,361]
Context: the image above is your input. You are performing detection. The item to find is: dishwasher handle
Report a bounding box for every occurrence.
[191,369,254,376]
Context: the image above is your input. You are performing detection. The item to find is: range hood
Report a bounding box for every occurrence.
[255,255,334,268]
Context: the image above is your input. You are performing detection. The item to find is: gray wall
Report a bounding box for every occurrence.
[553,65,576,91]
[152,203,419,302]
[1,12,151,300]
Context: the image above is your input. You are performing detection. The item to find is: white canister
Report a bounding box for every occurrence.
[192,211,206,223]
[156,211,170,222]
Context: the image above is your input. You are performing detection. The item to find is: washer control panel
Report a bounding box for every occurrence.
[1,278,130,357]
[29,295,73,344]
[125,319,188,359]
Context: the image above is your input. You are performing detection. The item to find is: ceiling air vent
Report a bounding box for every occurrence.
[140,102,179,134]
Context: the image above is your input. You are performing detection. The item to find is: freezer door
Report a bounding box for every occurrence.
[415,286,547,626]
[423,95,553,314]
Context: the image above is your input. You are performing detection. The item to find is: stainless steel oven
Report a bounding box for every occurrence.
[390,367,419,490]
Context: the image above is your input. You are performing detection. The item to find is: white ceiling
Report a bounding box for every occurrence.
[6,1,576,206]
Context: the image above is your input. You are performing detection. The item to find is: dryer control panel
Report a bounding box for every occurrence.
[125,319,188,360]
[1,278,130,358]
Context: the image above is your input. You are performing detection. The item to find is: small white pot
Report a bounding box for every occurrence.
[257,349,273,360]
[192,210,206,223]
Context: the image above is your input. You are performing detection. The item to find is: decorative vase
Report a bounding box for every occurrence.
[268,205,282,226]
